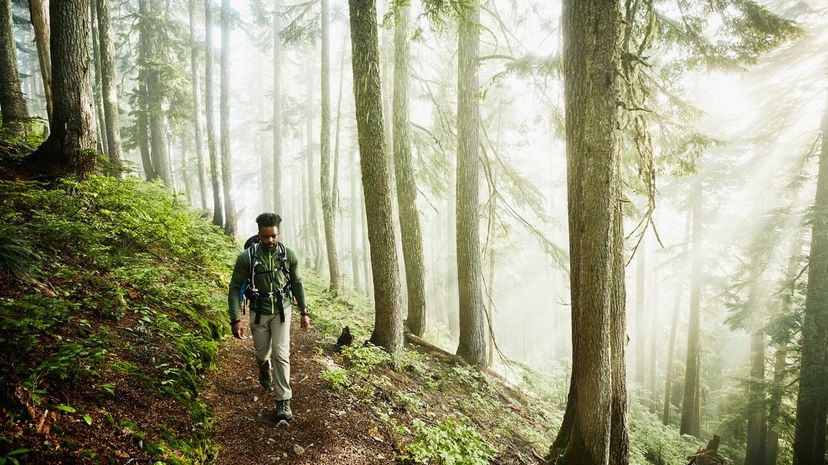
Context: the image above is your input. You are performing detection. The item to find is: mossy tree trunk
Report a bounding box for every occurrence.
[27,0,97,178]
[320,0,341,293]
[393,4,427,337]
[348,0,403,355]
[0,0,29,132]
[546,0,624,462]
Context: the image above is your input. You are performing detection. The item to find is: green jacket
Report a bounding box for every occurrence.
[227,243,306,322]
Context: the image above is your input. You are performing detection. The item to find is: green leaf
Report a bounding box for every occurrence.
[5,449,29,456]
[83,415,93,425]
[54,404,76,413]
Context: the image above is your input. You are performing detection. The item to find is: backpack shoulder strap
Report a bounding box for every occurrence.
[247,242,258,290]
[278,243,291,283]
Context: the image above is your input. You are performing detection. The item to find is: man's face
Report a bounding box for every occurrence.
[259,226,279,251]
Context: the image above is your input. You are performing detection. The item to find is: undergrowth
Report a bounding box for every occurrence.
[0,175,234,463]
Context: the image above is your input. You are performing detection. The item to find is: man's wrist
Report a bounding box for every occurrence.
[230,318,240,325]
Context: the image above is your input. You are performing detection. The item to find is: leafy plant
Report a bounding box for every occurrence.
[398,417,496,465]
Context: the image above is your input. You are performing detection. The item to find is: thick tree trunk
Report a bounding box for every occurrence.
[792,90,828,465]
[320,0,341,293]
[681,176,703,439]
[0,0,29,131]
[455,0,486,365]
[143,0,171,187]
[188,0,207,209]
[28,0,51,122]
[27,0,96,177]
[219,0,236,237]
[272,0,283,214]
[204,0,223,227]
[393,4,427,337]
[610,166,629,465]
[546,0,623,463]
[96,0,123,174]
[348,0,402,354]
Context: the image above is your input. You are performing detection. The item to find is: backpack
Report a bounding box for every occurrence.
[241,235,293,323]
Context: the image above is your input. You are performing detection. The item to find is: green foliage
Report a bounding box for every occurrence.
[397,417,496,465]
[0,176,232,463]
[628,406,706,465]
[320,367,350,390]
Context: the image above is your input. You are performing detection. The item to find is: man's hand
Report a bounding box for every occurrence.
[300,314,310,331]
[231,320,246,339]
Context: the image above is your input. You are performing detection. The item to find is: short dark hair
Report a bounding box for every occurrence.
[255,213,282,229]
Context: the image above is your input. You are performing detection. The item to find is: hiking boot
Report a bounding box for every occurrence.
[258,361,272,390]
[276,400,293,421]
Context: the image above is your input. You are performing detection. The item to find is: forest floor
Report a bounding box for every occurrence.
[204,304,551,465]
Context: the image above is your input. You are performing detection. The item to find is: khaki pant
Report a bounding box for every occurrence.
[249,305,292,401]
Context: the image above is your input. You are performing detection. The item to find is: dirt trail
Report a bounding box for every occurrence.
[203,320,396,464]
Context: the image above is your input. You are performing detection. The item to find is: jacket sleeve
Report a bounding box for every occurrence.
[288,248,306,312]
[228,250,248,322]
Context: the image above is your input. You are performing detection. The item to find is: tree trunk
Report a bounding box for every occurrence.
[0,0,29,132]
[219,0,236,237]
[681,175,703,439]
[547,0,623,463]
[188,0,207,209]
[320,0,341,293]
[96,0,123,175]
[272,0,283,214]
[647,271,658,410]
[28,0,51,122]
[361,183,374,301]
[305,60,321,270]
[204,0,223,227]
[454,0,486,365]
[392,4,427,337]
[348,0,402,354]
[27,0,96,177]
[746,263,769,465]
[610,161,629,465]
[180,133,192,204]
[351,148,362,293]
[89,0,108,156]
[663,285,682,425]
[143,0,171,187]
[792,89,828,465]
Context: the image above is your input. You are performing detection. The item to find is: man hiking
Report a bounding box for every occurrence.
[228,213,310,422]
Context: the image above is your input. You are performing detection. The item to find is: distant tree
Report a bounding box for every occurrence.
[0,0,28,132]
[89,0,108,155]
[393,3,427,337]
[320,0,341,293]
[204,0,222,227]
[546,0,625,463]
[681,175,703,439]
[188,0,207,209]
[454,0,486,365]
[219,0,236,236]
[793,90,828,465]
[348,0,403,355]
[95,0,123,174]
[140,0,172,186]
[27,0,96,177]
[28,0,51,121]
[272,0,283,214]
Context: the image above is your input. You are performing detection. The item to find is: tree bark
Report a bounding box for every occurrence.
[455,0,486,366]
[143,0,171,187]
[351,147,362,293]
[320,0,341,293]
[546,0,623,463]
[635,242,646,389]
[219,0,236,236]
[188,0,207,209]
[27,0,96,177]
[792,89,828,465]
[28,0,51,122]
[663,285,682,425]
[272,0,283,214]
[610,162,629,465]
[681,175,703,439]
[96,0,123,174]
[348,0,402,354]
[204,0,223,227]
[0,0,29,132]
[393,4,427,337]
